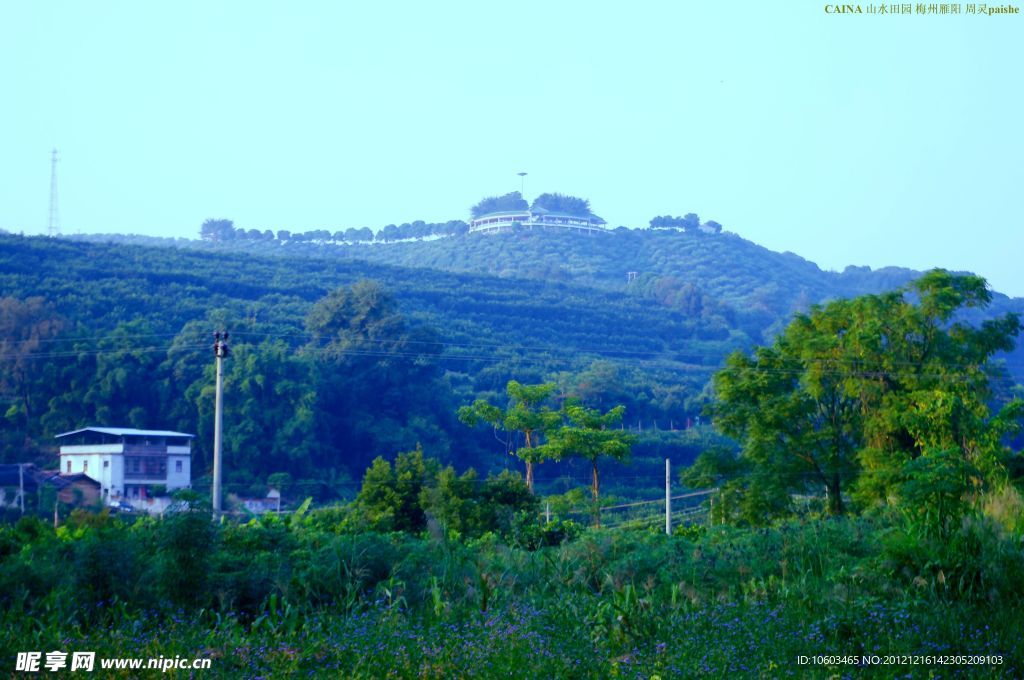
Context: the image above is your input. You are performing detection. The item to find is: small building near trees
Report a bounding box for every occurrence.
[0,464,101,511]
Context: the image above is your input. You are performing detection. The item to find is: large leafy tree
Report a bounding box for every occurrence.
[304,280,448,474]
[543,402,634,524]
[470,192,529,218]
[703,270,1022,524]
[846,271,1023,505]
[193,340,318,477]
[199,218,236,242]
[530,193,592,217]
[355,446,440,533]
[458,381,561,492]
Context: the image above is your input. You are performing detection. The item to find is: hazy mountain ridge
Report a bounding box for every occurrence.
[72,227,1020,321]
[64,226,1024,383]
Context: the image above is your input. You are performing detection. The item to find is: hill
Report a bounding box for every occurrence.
[79,225,1024,349]
[3,227,1020,491]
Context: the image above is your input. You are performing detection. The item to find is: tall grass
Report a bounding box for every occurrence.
[1,507,1021,678]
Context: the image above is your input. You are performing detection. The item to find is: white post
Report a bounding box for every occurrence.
[545,502,551,523]
[212,331,229,517]
[18,463,25,514]
[665,459,672,536]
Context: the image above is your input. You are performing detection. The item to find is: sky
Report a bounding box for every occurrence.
[1,1,1021,296]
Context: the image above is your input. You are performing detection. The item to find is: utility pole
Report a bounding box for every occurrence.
[212,331,231,516]
[665,458,672,535]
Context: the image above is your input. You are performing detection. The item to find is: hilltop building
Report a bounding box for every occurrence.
[469,206,608,235]
[56,427,194,509]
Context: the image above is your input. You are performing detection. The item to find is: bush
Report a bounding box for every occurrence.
[508,512,582,550]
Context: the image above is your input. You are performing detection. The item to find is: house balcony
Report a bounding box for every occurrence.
[124,471,168,482]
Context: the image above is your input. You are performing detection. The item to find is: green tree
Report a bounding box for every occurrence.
[470,191,528,218]
[194,340,317,477]
[543,402,634,523]
[702,270,1022,523]
[305,280,447,474]
[355,446,440,533]
[681,213,700,231]
[899,448,980,539]
[530,193,592,217]
[200,218,236,242]
[849,271,1023,506]
[477,470,536,536]
[420,466,479,537]
[458,381,561,492]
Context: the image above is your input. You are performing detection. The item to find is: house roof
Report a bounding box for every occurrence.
[0,463,36,487]
[472,210,532,219]
[472,208,607,224]
[46,472,101,489]
[56,427,195,439]
[0,465,101,490]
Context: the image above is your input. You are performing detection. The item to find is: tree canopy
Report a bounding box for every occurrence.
[200,219,236,242]
[530,193,591,217]
[695,270,1023,525]
[542,402,635,520]
[470,192,529,218]
[458,381,562,492]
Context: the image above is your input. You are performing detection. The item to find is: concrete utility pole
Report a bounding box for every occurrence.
[665,459,672,536]
[212,331,231,516]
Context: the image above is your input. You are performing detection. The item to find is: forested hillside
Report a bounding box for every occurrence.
[0,233,737,497]
[78,225,1024,371]
[3,227,1021,500]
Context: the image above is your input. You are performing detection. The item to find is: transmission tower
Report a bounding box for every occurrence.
[48,148,60,237]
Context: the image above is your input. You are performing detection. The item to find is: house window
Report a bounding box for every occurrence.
[175,460,183,473]
[104,460,109,468]
[66,461,72,473]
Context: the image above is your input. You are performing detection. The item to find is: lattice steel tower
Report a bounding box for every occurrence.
[48,148,60,237]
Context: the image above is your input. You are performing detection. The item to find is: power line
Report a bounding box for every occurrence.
[0,334,1006,383]
[2,326,1010,376]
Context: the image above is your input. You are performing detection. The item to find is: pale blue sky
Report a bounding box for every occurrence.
[2,1,1021,295]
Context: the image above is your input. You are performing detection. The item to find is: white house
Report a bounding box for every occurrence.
[56,427,194,507]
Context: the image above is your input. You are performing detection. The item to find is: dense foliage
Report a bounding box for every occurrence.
[688,271,1024,525]
[530,192,592,217]
[470,191,529,218]
[3,497,1023,677]
[0,232,746,494]
[148,225,1024,368]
